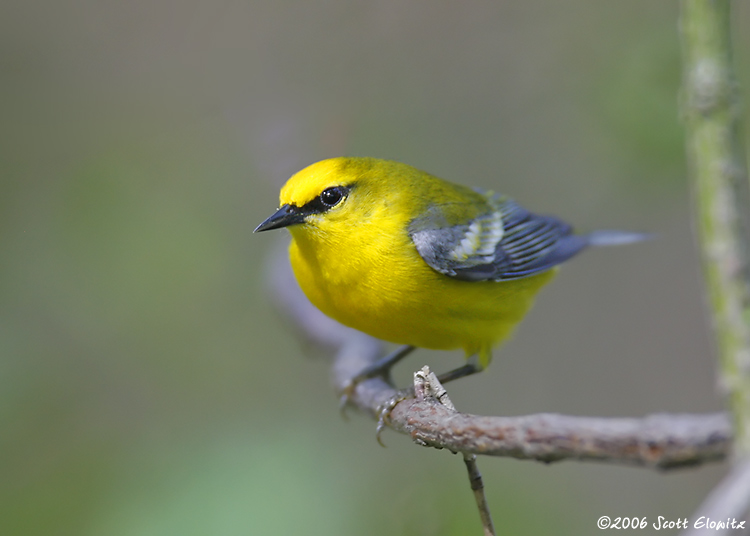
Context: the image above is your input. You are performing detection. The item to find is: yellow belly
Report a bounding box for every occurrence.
[288,236,555,368]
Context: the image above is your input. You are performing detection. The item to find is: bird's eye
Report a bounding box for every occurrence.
[319,186,346,208]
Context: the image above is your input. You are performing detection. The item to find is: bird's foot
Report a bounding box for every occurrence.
[338,380,359,418]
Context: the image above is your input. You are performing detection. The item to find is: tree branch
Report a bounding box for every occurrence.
[682,458,750,536]
[267,243,730,470]
[679,1,750,527]
[414,367,496,536]
[681,0,750,454]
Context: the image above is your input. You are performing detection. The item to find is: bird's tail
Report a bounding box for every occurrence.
[586,230,653,247]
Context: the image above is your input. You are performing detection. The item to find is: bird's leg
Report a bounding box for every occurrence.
[339,345,416,410]
[436,362,482,384]
[354,344,417,382]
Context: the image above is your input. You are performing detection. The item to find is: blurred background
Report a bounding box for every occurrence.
[2,1,749,534]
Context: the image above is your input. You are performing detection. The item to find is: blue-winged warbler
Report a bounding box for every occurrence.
[256,157,643,383]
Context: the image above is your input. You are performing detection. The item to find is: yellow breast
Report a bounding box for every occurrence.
[288,220,554,367]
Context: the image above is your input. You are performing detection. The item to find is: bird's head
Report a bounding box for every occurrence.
[255,157,416,237]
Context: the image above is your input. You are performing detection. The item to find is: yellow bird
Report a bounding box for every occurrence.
[256,157,643,386]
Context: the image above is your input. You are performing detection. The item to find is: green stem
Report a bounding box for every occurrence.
[681,0,750,454]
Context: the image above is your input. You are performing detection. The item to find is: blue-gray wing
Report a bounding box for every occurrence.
[409,196,589,282]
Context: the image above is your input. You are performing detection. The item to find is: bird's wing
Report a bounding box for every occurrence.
[408,192,589,282]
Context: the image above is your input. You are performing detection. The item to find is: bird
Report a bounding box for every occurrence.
[255,157,645,391]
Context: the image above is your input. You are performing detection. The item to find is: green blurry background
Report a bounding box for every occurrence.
[2,1,749,535]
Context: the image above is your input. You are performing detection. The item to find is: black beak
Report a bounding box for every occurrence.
[254,204,305,232]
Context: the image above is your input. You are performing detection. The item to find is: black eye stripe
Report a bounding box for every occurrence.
[302,185,350,214]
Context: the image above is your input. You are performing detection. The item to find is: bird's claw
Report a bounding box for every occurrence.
[338,380,357,419]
